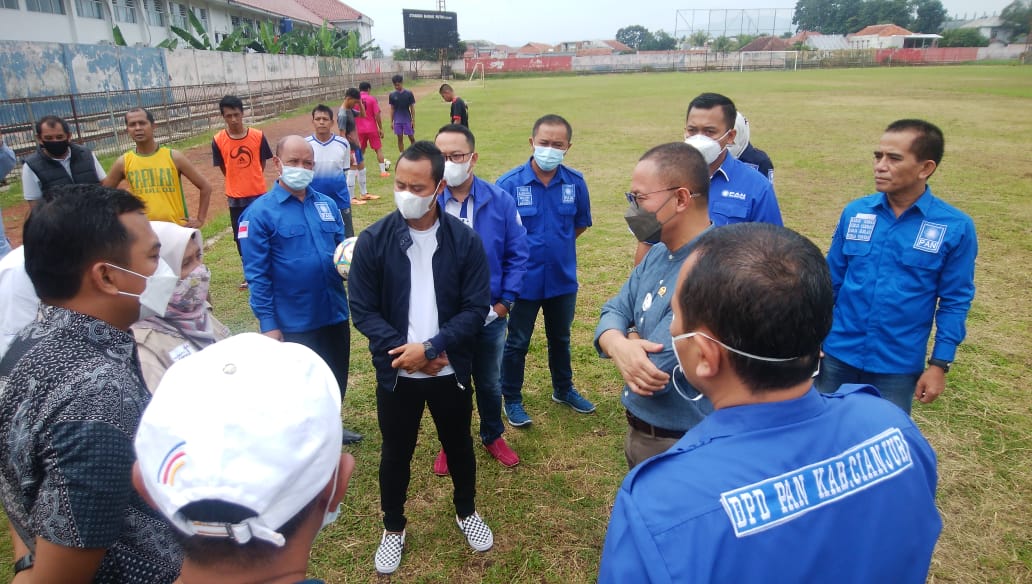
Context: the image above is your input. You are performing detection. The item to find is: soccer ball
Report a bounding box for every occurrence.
[333,237,358,279]
[384,158,391,171]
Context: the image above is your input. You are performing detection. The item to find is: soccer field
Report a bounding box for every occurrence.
[6,65,1030,582]
[212,65,1032,583]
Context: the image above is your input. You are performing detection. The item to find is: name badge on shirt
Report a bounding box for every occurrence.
[845,213,877,242]
[913,221,947,254]
[562,184,576,204]
[516,186,533,207]
[168,342,195,363]
[237,220,249,239]
[314,201,335,222]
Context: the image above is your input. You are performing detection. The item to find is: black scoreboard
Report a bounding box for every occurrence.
[402,9,459,50]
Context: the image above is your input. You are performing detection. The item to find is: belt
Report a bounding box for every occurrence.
[625,410,685,439]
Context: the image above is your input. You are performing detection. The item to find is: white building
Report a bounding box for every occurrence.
[0,0,372,48]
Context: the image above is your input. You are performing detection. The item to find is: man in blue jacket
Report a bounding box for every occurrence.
[432,124,529,473]
[238,135,360,444]
[349,141,493,575]
[816,119,977,414]
[600,223,941,583]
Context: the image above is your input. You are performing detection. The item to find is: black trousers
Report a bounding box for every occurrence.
[283,321,350,403]
[228,195,260,257]
[377,374,476,532]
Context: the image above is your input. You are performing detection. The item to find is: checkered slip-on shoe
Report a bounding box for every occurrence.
[456,512,494,552]
[374,529,405,574]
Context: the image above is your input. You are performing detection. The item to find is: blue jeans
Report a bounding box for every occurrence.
[500,292,577,405]
[815,353,921,415]
[471,315,507,444]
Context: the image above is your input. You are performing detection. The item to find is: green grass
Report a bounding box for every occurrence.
[3,66,1032,582]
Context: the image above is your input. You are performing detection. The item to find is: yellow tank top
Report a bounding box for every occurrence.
[125,147,187,224]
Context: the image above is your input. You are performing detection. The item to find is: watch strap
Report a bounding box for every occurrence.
[927,358,951,373]
[14,552,33,574]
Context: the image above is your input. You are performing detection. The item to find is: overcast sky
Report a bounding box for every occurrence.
[358,0,1014,51]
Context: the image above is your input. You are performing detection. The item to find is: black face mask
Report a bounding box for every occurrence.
[41,140,70,157]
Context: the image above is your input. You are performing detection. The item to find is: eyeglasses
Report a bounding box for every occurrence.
[624,186,681,209]
[443,152,473,163]
[671,331,801,363]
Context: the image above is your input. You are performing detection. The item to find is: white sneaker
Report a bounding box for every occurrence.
[456,512,494,552]
[374,529,405,574]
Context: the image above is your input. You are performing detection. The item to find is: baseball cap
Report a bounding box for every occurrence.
[728,111,751,159]
[135,333,343,547]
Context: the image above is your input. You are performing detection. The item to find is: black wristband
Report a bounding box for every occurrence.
[14,552,33,574]
[927,358,951,373]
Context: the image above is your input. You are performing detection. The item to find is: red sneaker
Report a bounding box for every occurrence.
[484,437,520,468]
[432,449,449,476]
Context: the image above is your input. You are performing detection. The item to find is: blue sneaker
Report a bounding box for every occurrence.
[504,402,532,427]
[552,388,596,414]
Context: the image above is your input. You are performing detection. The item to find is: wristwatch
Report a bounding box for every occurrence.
[927,358,951,373]
[499,299,514,312]
[423,341,439,361]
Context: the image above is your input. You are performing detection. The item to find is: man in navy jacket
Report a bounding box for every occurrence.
[348,141,493,575]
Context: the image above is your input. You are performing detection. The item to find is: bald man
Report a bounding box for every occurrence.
[239,135,361,444]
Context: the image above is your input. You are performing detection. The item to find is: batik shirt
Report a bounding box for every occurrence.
[0,305,182,583]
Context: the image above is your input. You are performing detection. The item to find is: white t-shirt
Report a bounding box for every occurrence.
[400,221,454,379]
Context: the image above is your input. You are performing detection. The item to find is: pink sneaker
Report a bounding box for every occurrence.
[433,449,449,476]
[484,437,520,468]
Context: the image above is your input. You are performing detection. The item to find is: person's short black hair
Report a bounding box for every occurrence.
[125,107,155,124]
[436,123,476,151]
[400,141,445,184]
[532,114,573,142]
[345,87,360,100]
[311,104,334,120]
[358,81,371,92]
[35,115,71,136]
[639,142,709,202]
[439,83,453,94]
[885,118,944,166]
[24,184,146,301]
[675,223,832,392]
[219,95,244,114]
[392,74,403,84]
[687,93,736,132]
[174,498,317,567]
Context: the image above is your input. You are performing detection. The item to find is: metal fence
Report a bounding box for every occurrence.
[0,71,395,163]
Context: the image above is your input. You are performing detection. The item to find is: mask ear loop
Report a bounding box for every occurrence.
[671,365,705,402]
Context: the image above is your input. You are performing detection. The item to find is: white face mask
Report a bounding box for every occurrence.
[684,130,731,166]
[320,463,341,532]
[280,165,314,190]
[443,160,472,187]
[107,258,178,320]
[394,189,436,220]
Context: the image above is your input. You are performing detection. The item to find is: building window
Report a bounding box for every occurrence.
[144,0,164,26]
[113,0,135,23]
[171,2,188,29]
[27,0,65,14]
[231,14,256,37]
[0,0,18,10]
[194,6,207,29]
[75,0,101,18]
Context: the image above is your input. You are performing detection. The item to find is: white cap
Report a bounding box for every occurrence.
[728,111,751,159]
[135,333,342,547]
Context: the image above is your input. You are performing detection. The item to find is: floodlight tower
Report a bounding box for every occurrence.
[438,0,448,78]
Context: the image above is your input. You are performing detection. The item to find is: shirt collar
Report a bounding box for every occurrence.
[270,181,307,204]
[680,387,826,444]
[873,185,933,216]
[713,154,732,181]
[40,304,137,360]
[521,157,568,186]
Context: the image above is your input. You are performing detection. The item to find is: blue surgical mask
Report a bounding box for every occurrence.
[280,165,314,190]
[533,146,565,172]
